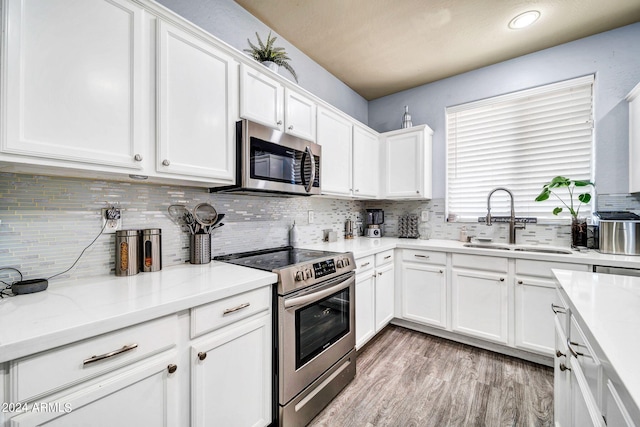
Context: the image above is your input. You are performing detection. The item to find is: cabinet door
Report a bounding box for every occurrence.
[157,21,237,182]
[451,268,508,344]
[284,88,316,142]
[317,107,353,196]
[352,126,380,198]
[554,318,572,427]
[570,356,607,427]
[375,264,395,332]
[384,130,423,198]
[9,352,179,427]
[628,83,640,193]
[2,0,146,169]
[192,315,272,427]
[355,271,376,350]
[402,263,447,328]
[239,63,284,130]
[514,276,555,355]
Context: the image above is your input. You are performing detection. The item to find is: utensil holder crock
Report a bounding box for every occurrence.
[190,234,211,264]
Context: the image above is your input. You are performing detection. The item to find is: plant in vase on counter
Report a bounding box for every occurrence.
[534,176,594,248]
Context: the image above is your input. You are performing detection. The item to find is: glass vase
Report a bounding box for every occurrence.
[571,217,588,249]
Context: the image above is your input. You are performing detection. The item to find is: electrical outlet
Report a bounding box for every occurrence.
[308,210,314,224]
[421,211,429,222]
[102,208,122,233]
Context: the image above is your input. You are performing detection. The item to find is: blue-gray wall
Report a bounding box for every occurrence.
[155,0,369,124]
[369,23,640,198]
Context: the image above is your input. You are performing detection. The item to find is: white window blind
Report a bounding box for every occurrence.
[446,75,594,222]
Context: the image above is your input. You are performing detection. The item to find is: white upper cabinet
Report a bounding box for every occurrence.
[352,125,379,198]
[317,107,353,196]
[239,63,284,131]
[284,88,316,141]
[382,125,433,199]
[628,82,640,193]
[156,20,237,182]
[1,0,147,170]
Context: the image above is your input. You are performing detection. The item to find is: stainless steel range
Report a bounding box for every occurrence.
[215,246,356,426]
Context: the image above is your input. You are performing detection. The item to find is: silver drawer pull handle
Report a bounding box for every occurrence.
[83,343,138,366]
[360,262,371,267]
[567,339,579,358]
[223,302,251,316]
[551,303,567,314]
[384,255,392,260]
[415,255,430,259]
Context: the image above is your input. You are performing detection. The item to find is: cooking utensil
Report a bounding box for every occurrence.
[205,222,224,234]
[168,205,189,225]
[193,203,218,230]
[183,211,197,234]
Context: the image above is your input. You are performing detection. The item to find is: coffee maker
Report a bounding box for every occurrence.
[365,209,384,238]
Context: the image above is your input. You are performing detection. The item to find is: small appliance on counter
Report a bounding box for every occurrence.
[592,211,640,255]
[365,209,384,238]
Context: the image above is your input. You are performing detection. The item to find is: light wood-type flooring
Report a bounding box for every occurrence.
[308,325,554,427]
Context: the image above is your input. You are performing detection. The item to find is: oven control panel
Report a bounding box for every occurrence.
[292,256,353,282]
[312,259,336,279]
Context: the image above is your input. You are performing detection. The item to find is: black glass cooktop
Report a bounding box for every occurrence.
[214,246,342,272]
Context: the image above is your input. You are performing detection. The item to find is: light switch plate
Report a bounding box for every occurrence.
[308,210,314,224]
[421,211,429,222]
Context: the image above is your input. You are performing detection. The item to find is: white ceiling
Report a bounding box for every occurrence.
[235,0,640,100]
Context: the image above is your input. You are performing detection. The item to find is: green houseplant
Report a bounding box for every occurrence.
[534,176,595,247]
[244,32,298,82]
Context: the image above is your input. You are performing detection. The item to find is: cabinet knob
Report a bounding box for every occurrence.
[555,350,566,358]
[416,190,420,194]
[517,280,523,285]
[134,154,143,162]
[277,120,283,125]
[198,352,207,361]
[288,125,294,130]
[167,364,177,374]
[162,159,170,166]
[499,277,505,282]
[439,270,443,274]
[559,363,571,372]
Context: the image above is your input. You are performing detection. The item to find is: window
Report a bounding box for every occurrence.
[446,75,594,222]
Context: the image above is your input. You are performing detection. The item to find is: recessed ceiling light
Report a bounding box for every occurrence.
[508,10,540,29]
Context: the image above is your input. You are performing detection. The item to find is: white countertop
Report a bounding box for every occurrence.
[0,262,277,363]
[304,237,640,267]
[553,269,640,415]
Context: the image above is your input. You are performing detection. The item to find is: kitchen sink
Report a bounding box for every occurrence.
[512,247,573,254]
[463,243,573,254]
[463,243,511,250]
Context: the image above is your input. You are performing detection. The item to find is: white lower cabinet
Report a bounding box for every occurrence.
[5,285,273,427]
[191,314,272,427]
[354,250,395,349]
[400,250,447,329]
[9,351,179,427]
[451,255,508,344]
[355,260,376,350]
[515,260,588,356]
[554,318,572,427]
[7,315,181,427]
[375,262,395,332]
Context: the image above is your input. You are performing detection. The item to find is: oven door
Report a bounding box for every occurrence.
[279,272,355,404]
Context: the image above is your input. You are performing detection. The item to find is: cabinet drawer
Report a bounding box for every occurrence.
[452,253,507,272]
[375,249,394,266]
[516,259,589,278]
[355,255,375,273]
[402,249,446,265]
[191,285,271,338]
[11,315,178,402]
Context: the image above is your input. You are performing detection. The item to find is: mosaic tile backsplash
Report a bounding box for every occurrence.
[2,172,639,286]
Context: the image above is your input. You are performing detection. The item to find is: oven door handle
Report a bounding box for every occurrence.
[284,275,354,309]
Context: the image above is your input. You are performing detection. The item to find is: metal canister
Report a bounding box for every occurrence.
[115,230,140,276]
[140,228,162,272]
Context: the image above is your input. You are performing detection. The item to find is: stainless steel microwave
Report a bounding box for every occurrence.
[210,120,321,196]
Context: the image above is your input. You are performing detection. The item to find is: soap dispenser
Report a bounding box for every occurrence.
[459,226,468,242]
[289,221,299,247]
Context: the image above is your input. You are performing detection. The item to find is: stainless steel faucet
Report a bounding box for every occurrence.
[486,187,525,244]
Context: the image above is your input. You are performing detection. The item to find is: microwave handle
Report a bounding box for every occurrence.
[304,145,316,193]
[284,274,354,309]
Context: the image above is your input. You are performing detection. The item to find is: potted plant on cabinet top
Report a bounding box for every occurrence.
[534,176,595,248]
[244,31,298,83]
